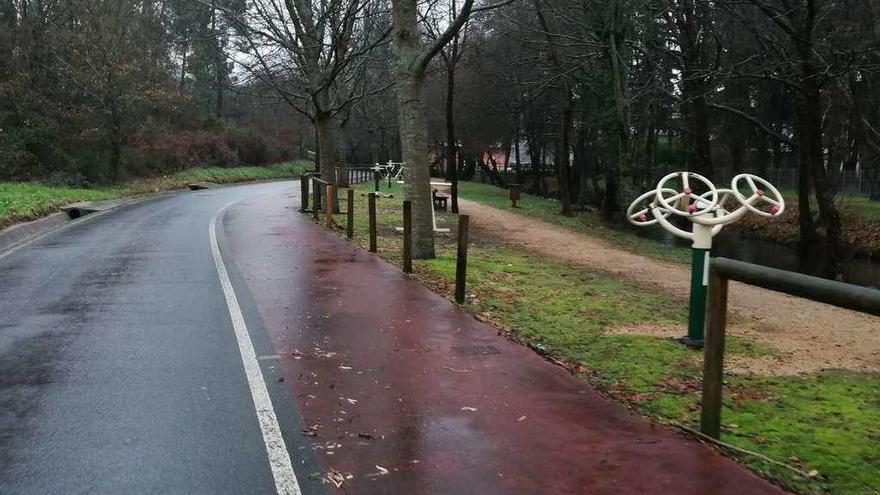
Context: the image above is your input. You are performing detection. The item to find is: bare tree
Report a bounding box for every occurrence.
[216,0,389,193]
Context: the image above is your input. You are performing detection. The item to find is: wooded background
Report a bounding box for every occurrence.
[2,0,879,263]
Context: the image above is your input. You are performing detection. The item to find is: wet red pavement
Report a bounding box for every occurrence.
[224,186,788,495]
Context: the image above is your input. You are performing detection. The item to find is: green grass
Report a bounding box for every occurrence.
[456,181,692,265]
[0,161,312,228]
[337,182,880,495]
[843,195,880,222]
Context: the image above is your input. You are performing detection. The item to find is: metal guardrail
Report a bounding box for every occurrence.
[700,257,880,439]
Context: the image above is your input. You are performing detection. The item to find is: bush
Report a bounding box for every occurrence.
[127,130,241,173]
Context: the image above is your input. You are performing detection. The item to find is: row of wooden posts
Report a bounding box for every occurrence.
[302,174,470,304]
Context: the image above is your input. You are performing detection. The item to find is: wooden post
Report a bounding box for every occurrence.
[325,185,334,226]
[700,269,729,439]
[346,189,354,238]
[374,170,380,191]
[403,200,413,273]
[312,179,320,220]
[510,184,520,208]
[368,192,377,253]
[455,215,469,303]
[300,175,310,212]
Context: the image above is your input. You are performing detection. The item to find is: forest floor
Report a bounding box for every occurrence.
[0,161,312,229]
[343,181,879,495]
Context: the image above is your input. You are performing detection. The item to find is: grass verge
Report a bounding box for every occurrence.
[332,182,880,495]
[0,161,312,229]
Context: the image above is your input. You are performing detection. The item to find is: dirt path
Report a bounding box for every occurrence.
[458,198,880,375]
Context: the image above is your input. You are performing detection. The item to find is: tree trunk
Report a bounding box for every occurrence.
[392,0,435,258]
[604,29,626,219]
[315,112,341,212]
[555,86,573,216]
[514,120,522,183]
[681,63,713,180]
[446,64,459,213]
[109,99,122,184]
[800,79,844,275]
[211,0,223,117]
[179,31,188,90]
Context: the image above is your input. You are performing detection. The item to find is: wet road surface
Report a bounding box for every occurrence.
[0,181,788,494]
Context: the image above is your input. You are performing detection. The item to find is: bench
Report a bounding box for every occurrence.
[432,189,448,211]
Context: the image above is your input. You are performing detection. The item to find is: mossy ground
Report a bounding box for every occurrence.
[1,161,312,228]
[333,181,880,495]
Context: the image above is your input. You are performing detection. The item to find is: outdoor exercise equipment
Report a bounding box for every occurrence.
[627,172,785,346]
[373,161,406,188]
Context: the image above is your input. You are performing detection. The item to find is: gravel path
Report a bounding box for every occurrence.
[459,198,880,375]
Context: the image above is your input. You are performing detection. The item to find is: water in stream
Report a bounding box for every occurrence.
[631,225,880,289]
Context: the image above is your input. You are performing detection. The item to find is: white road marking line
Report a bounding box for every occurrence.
[210,201,302,495]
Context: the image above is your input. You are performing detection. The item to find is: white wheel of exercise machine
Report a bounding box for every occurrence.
[627,188,675,226]
[655,172,719,217]
[731,174,785,218]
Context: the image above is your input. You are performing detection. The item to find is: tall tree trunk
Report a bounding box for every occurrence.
[315,111,341,211]
[682,69,713,180]
[796,38,843,276]
[575,124,591,206]
[179,31,188,90]
[555,87,573,216]
[109,99,122,184]
[446,64,459,213]
[514,120,522,183]
[604,29,626,219]
[392,0,436,258]
[211,0,223,117]
[337,120,350,188]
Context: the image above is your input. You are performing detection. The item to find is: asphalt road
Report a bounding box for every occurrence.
[0,182,325,494]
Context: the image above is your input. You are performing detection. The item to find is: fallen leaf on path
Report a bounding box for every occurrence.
[366,465,391,478]
[461,406,478,412]
[326,470,345,488]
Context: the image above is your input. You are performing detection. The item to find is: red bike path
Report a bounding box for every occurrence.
[223,185,788,495]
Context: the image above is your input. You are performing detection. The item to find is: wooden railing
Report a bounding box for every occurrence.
[701,258,880,438]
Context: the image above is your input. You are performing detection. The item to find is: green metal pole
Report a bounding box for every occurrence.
[686,247,710,346]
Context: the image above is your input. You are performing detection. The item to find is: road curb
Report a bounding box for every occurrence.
[0,195,169,258]
[0,212,72,253]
